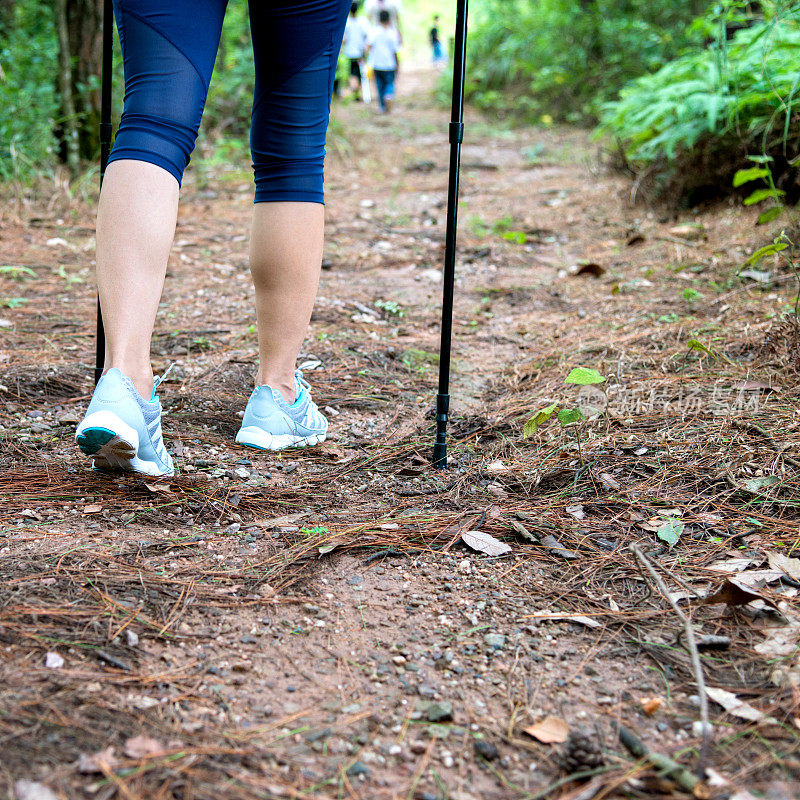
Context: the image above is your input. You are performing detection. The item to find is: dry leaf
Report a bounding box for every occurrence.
[510,520,537,542]
[754,613,800,659]
[767,551,800,583]
[486,460,508,473]
[530,613,601,629]
[82,504,103,515]
[640,696,663,715]
[540,533,577,560]
[707,557,754,573]
[565,503,585,520]
[568,261,605,277]
[144,483,172,494]
[523,716,569,744]
[706,686,776,724]
[124,734,167,759]
[77,746,118,773]
[13,781,60,800]
[702,578,779,610]
[598,472,620,491]
[669,223,705,241]
[461,530,512,556]
[256,512,308,529]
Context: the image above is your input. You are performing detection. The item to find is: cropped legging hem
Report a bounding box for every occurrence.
[110,0,349,204]
[106,149,183,187]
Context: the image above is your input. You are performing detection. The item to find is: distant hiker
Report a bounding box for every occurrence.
[430,15,444,65]
[75,0,348,477]
[343,2,368,100]
[367,9,400,113]
[364,0,402,42]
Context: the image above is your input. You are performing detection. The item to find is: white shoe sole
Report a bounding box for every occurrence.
[76,410,172,477]
[235,425,326,451]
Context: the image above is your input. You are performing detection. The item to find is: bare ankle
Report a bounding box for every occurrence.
[258,372,296,404]
[106,364,153,400]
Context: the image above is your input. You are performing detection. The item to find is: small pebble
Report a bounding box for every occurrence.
[474,739,499,760]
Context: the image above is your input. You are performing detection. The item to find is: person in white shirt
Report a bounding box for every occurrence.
[364,0,403,42]
[366,9,400,112]
[343,3,368,100]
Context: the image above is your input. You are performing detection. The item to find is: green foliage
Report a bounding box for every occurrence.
[200,5,254,140]
[564,367,605,386]
[657,517,684,548]
[557,407,584,426]
[599,2,800,202]
[0,2,60,181]
[523,402,558,437]
[375,299,405,317]
[461,0,706,123]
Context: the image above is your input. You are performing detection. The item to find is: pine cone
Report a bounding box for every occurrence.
[559,726,605,774]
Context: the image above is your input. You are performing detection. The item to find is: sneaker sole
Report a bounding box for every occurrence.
[235,426,326,451]
[76,411,172,477]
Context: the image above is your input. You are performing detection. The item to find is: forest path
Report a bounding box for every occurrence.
[1,66,798,800]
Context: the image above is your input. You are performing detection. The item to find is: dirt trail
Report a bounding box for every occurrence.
[1,68,799,800]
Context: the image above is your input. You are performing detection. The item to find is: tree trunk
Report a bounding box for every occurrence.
[66,0,103,159]
[54,0,80,171]
[52,0,104,166]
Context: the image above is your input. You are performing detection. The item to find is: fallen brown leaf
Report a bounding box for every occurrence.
[768,551,800,583]
[702,578,779,610]
[461,530,512,556]
[523,715,569,744]
[77,746,118,774]
[123,734,168,759]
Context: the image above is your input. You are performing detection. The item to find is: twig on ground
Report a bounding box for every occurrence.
[616,724,702,793]
[628,544,711,774]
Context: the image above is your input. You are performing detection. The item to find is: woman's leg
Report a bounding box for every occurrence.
[96,161,179,399]
[99,0,227,397]
[247,0,349,403]
[249,202,324,402]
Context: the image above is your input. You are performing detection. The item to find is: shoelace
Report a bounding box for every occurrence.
[152,363,175,396]
[294,369,311,394]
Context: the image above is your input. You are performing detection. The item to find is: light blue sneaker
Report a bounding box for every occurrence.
[235,370,328,451]
[75,367,174,476]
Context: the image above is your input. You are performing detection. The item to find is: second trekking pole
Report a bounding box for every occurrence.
[95,0,113,387]
[432,0,468,469]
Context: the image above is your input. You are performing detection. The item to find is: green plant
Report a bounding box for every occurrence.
[455,0,706,124]
[682,287,704,304]
[733,156,789,224]
[375,299,405,318]
[599,2,800,203]
[300,525,329,538]
[401,348,439,374]
[0,265,36,278]
[0,2,60,181]
[523,367,606,462]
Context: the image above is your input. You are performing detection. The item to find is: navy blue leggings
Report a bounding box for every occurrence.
[110,0,350,203]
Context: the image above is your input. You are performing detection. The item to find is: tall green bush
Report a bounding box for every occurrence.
[462,0,707,123]
[0,1,60,181]
[599,2,800,204]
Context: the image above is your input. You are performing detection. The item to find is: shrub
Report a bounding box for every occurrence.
[598,3,800,205]
[460,0,706,124]
[0,2,60,181]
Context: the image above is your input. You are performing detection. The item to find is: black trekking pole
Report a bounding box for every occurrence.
[432,0,468,469]
[95,0,113,386]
